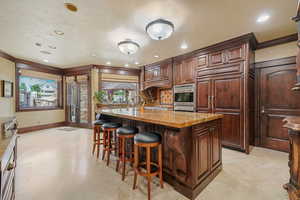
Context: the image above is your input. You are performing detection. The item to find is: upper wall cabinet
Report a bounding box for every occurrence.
[141,59,173,90]
[174,56,197,85]
[208,44,245,67]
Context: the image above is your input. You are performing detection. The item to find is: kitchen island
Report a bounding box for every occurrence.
[97,108,223,200]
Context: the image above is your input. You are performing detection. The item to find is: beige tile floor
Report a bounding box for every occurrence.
[16,127,289,200]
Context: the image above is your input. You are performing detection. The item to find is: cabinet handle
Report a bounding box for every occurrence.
[7,163,14,171]
[208,96,211,106]
[211,96,215,109]
[261,106,265,114]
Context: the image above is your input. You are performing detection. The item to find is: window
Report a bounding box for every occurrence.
[16,67,63,111]
[19,76,59,109]
[101,82,138,105]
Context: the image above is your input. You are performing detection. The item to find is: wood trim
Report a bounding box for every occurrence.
[15,59,63,75]
[18,121,66,134]
[96,65,140,76]
[15,65,64,112]
[256,33,298,49]
[62,65,93,75]
[255,56,296,69]
[0,50,15,62]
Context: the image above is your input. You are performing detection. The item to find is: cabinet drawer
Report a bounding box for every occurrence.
[197,62,244,78]
[227,44,245,63]
[209,51,226,67]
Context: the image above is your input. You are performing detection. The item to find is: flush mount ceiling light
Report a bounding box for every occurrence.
[134,61,139,65]
[43,59,49,63]
[118,39,140,55]
[154,55,159,58]
[106,61,111,65]
[146,19,174,40]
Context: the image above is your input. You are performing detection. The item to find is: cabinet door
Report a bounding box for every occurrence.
[184,57,196,83]
[174,60,183,85]
[145,65,161,81]
[160,62,172,80]
[259,65,300,152]
[197,79,212,113]
[197,55,208,69]
[209,51,226,67]
[226,45,245,64]
[210,124,221,170]
[193,128,211,182]
[212,76,245,150]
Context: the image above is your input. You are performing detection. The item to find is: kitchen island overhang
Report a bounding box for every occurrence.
[97,108,223,200]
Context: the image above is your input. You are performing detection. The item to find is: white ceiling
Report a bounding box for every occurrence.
[0,0,297,68]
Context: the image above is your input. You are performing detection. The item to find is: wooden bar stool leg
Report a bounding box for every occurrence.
[146,146,152,200]
[122,137,126,181]
[92,126,97,155]
[102,129,107,161]
[133,144,138,190]
[96,130,100,159]
[158,144,163,188]
[116,136,121,172]
[107,130,111,166]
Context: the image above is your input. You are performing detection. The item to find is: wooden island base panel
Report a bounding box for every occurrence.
[98,108,223,200]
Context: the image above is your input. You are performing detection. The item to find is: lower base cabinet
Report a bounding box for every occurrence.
[1,135,17,200]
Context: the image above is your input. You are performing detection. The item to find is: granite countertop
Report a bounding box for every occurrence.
[98,108,223,128]
[0,116,16,159]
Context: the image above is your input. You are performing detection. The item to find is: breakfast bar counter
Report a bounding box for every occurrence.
[97,108,223,200]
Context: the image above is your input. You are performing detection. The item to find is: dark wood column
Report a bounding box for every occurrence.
[292,1,300,91]
[283,2,300,199]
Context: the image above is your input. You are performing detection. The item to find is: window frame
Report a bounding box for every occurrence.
[15,63,64,112]
[100,81,138,105]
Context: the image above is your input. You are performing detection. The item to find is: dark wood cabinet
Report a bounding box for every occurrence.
[174,56,196,85]
[196,42,254,153]
[141,59,172,90]
[192,120,222,185]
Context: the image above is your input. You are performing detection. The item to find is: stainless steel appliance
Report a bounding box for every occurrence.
[174,84,196,112]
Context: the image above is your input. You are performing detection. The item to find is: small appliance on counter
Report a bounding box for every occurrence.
[173,84,196,112]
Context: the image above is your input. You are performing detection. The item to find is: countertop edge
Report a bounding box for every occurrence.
[99,111,223,128]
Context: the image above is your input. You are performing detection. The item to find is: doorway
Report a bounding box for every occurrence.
[66,74,91,128]
[256,57,300,152]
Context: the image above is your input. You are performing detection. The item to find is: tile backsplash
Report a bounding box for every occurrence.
[160,89,173,105]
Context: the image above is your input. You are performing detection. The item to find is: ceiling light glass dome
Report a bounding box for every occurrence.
[146,19,174,40]
[118,39,140,55]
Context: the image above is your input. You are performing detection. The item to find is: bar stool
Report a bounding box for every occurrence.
[116,127,139,181]
[102,122,121,166]
[133,132,163,200]
[92,119,108,159]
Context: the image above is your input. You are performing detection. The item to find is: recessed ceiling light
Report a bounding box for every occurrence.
[43,59,49,63]
[48,45,56,49]
[257,14,270,23]
[40,50,51,55]
[35,42,42,47]
[64,3,78,12]
[54,30,64,35]
[125,64,129,67]
[106,61,111,65]
[154,55,159,58]
[135,61,139,65]
[181,43,188,49]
